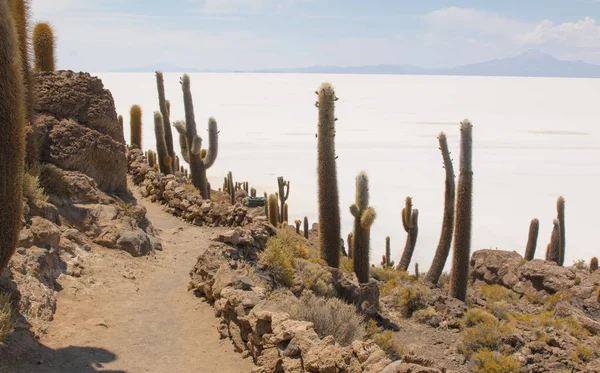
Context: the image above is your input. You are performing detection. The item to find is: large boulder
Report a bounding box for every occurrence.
[34,71,126,193]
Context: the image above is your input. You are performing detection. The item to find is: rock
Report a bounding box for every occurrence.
[232,276,255,291]
[380,362,442,373]
[34,71,126,192]
[116,230,152,257]
[554,301,600,335]
[28,217,61,249]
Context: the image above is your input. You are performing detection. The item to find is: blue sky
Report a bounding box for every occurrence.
[31,0,600,71]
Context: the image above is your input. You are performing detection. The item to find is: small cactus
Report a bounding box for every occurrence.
[304,216,309,240]
[597,286,600,303]
[450,119,473,302]
[415,263,419,281]
[118,114,124,130]
[524,218,539,261]
[295,220,301,235]
[251,187,257,197]
[130,105,142,150]
[32,22,55,71]
[154,112,173,175]
[383,236,391,267]
[557,197,566,266]
[590,257,598,272]
[268,194,279,226]
[227,171,234,204]
[283,203,289,223]
[316,83,341,268]
[147,150,155,167]
[277,177,290,224]
[347,232,354,259]
[350,171,376,284]
[546,219,561,265]
[398,197,419,271]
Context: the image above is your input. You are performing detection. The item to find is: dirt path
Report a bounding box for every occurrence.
[5,184,255,373]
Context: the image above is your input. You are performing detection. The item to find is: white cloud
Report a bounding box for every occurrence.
[521,17,600,47]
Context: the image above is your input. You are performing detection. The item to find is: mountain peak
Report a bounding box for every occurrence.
[516,49,555,60]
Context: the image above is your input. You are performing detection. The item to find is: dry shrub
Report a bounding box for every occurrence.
[398,284,428,318]
[291,292,366,346]
[294,259,334,297]
[412,307,441,326]
[39,163,68,197]
[479,284,519,305]
[182,183,199,194]
[471,348,520,373]
[458,308,515,357]
[23,168,47,208]
[0,293,14,344]
[366,319,402,360]
[259,229,309,286]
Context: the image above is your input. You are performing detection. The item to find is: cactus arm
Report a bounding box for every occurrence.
[202,117,218,169]
[156,71,176,171]
[173,120,190,164]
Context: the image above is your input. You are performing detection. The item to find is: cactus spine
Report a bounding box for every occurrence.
[304,216,309,240]
[524,218,539,261]
[450,119,473,302]
[180,74,218,199]
[32,22,54,72]
[590,257,598,272]
[130,105,142,150]
[546,219,561,265]
[350,172,376,284]
[398,197,419,271]
[277,176,290,223]
[154,112,173,175]
[316,83,341,268]
[425,132,456,285]
[557,197,566,266]
[155,71,176,171]
[268,194,279,226]
[0,0,26,270]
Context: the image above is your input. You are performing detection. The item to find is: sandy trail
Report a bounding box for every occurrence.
[4,183,254,373]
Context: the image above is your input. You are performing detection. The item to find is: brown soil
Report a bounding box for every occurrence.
[2,181,255,373]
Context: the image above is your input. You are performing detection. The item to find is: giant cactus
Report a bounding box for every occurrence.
[398,197,419,271]
[180,74,218,199]
[0,0,26,270]
[155,71,176,171]
[32,22,54,72]
[557,196,566,266]
[425,132,456,285]
[154,112,173,175]
[130,105,142,150]
[524,218,539,261]
[277,176,290,223]
[450,119,473,302]
[350,171,376,284]
[316,83,341,268]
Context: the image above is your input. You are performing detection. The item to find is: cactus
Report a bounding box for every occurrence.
[32,22,54,72]
[118,114,124,130]
[347,232,354,259]
[0,0,26,270]
[155,71,176,171]
[147,150,155,167]
[590,257,598,272]
[9,0,37,166]
[557,196,566,266]
[166,99,171,117]
[295,220,301,235]
[251,187,257,197]
[174,156,180,174]
[524,218,539,261]
[277,176,290,224]
[173,120,189,164]
[180,74,218,199]
[268,194,279,226]
[350,171,376,284]
[304,216,309,240]
[130,105,142,150]
[227,171,235,204]
[398,197,419,271]
[450,119,473,302]
[546,219,561,264]
[597,286,600,303]
[415,263,419,281]
[384,236,391,267]
[154,112,173,175]
[425,132,456,285]
[316,83,341,268]
[283,203,289,223]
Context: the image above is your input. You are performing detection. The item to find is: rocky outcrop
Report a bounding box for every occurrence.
[34,71,127,192]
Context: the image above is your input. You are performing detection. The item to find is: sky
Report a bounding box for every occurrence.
[31,0,600,72]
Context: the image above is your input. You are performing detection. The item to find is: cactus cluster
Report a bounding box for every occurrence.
[316,83,341,268]
[350,171,376,284]
[0,0,27,271]
[155,71,176,172]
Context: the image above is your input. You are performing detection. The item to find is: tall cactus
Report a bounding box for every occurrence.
[283,203,289,223]
[130,105,142,150]
[268,194,279,226]
[155,71,176,171]
[350,171,377,284]
[277,176,290,223]
[398,197,419,271]
[384,236,391,267]
[304,216,309,240]
[32,22,54,72]
[316,83,341,268]
[154,112,173,175]
[557,196,566,266]
[0,0,26,270]
[546,219,561,265]
[524,218,539,261]
[425,132,456,285]
[180,74,218,199]
[9,0,36,167]
[227,171,234,204]
[450,119,473,302]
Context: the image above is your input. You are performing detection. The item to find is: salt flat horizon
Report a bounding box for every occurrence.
[96,72,600,273]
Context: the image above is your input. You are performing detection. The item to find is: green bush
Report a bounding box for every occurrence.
[397,284,428,318]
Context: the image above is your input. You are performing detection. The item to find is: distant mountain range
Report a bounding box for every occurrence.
[118,50,600,78]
